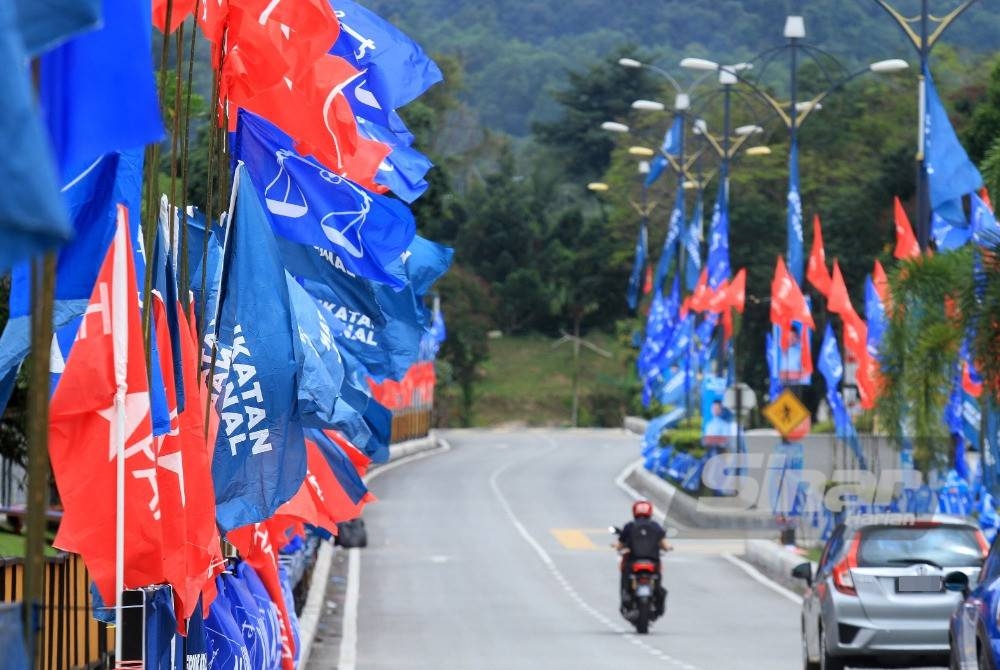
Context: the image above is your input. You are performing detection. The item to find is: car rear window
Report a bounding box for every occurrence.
[857,525,984,568]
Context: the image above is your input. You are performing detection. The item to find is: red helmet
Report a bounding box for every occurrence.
[632,500,653,518]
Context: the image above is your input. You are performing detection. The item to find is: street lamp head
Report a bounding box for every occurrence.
[587,182,610,192]
[869,58,909,74]
[682,179,700,190]
[719,69,738,86]
[794,101,821,112]
[745,145,772,157]
[674,93,691,111]
[638,161,651,174]
[734,124,763,136]
[628,146,655,157]
[680,57,719,71]
[693,118,708,135]
[618,57,643,69]
[601,121,630,133]
[784,15,805,39]
[632,99,666,112]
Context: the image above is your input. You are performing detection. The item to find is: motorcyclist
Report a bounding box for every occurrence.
[616,500,671,614]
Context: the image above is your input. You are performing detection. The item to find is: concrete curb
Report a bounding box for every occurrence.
[623,416,649,435]
[625,461,778,530]
[742,539,815,594]
[298,431,444,668]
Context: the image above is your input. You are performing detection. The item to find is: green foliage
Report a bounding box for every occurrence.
[879,250,974,471]
[435,266,497,426]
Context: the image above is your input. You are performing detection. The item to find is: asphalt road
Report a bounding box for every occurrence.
[349,428,807,670]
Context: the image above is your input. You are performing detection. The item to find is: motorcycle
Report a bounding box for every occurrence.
[610,526,668,634]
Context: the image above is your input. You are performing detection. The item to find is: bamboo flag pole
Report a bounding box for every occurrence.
[23,253,55,666]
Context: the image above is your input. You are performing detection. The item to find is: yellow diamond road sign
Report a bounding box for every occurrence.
[762,389,810,438]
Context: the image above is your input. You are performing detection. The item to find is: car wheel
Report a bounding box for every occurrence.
[819,625,846,670]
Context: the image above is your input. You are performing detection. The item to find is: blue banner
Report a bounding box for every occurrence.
[654,184,685,292]
[626,222,647,310]
[684,191,703,291]
[786,140,804,284]
[706,180,730,288]
[235,111,416,288]
[924,66,982,226]
[211,167,306,532]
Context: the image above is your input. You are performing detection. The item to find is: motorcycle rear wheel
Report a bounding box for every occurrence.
[634,598,651,634]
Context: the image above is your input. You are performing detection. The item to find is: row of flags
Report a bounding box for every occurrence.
[0,0,451,662]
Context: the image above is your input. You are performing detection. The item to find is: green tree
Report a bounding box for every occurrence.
[436,266,496,426]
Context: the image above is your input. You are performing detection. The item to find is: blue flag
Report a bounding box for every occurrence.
[766,330,782,401]
[626,222,647,310]
[357,117,432,204]
[211,166,306,532]
[932,210,973,251]
[331,0,443,124]
[183,598,209,670]
[235,111,416,288]
[0,152,120,383]
[786,139,804,284]
[654,184,685,291]
[281,240,419,381]
[362,396,393,463]
[707,181,731,288]
[151,221,186,413]
[637,275,679,379]
[402,236,453,298]
[143,586,178,670]
[184,208,226,335]
[14,0,100,57]
[983,397,1000,497]
[864,275,886,361]
[0,603,28,670]
[286,273,347,429]
[305,428,370,504]
[0,0,71,271]
[924,67,982,225]
[236,563,281,670]
[684,191,703,291]
[204,578,252,668]
[39,0,163,183]
[661,115,682,156]
[221,573,267,670]
[644,156,667,188]
[971,192,1000,247]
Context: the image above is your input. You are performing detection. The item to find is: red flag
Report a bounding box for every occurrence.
[806,214,832,296]
[176,303,225,616]
[826,260,853,316]
[49,206,165,604]
[326,429,372,478]
[982,187,993,211]
[150,295,190,619]
[688,269,711,312]
[893,196,920,260]
[642,265,653,296]
[872,259,889,304]
[307,438,375,523]
[228,524,297,670]
[800,326,814,376]
[705,277,730,313]
[727,268,746,314]
[153,0,197,33]
[770,256,814,332]
[963,362,984,398]
[721,307,733,343]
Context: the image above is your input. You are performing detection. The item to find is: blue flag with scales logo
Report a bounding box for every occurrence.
[235,111,416,289]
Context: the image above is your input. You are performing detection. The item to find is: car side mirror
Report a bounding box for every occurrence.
[791,562,813,586]
[943,571,970,597]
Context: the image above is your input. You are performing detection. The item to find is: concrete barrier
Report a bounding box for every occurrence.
[743,539,816,594]
[623,416,649,436]
[625,461,778,531]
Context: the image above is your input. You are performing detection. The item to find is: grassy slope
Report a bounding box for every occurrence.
[470,333,633,427]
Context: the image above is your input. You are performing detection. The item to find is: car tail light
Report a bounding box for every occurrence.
[833,535,861,596]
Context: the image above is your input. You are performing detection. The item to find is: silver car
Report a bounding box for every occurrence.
[792,515,987,670]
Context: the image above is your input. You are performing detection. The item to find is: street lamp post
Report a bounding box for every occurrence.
[872,0,981,251]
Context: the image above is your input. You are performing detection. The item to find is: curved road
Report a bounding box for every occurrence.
[350,428,805,669]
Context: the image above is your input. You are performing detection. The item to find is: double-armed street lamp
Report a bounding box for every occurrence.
[680,15,908,286]
[871,0,981,251]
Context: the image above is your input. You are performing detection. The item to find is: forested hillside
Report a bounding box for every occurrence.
[368,0,1000,135]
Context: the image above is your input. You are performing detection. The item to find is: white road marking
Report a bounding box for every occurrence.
[489,436,703,670]
[336,438,453,670]
[720,552,803,605]
[337,548,361,670]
